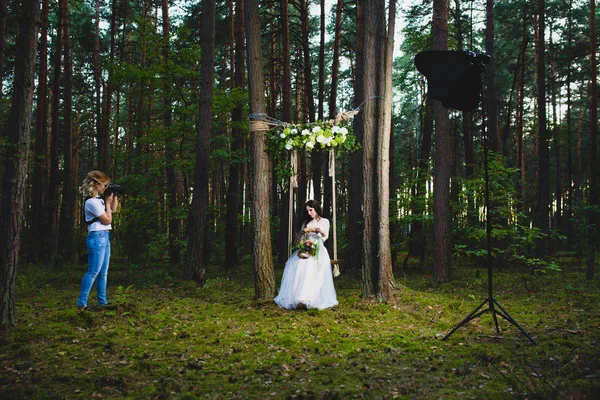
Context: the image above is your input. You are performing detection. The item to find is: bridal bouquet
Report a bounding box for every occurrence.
[293,236,318,259]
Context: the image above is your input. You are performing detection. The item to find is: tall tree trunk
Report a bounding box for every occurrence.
[300,0,320,207]
[280,0,291,124]
[534,0,549,258]
[516,4,528,213]
[323,0,344,218]
[162,0,180,265]
[94,0,103,171]
[348,0,364,272]
[0,0,6,96]
[225,0,245,269]
[358,0,389,298]
[454,0,475,225]
[485,0,498,152]
[432,0,452,284]
[185,0,216,285]
[300,0,315,123]
[576,98,584,206]
[28,0,49,263]
[318,0,325,121]
[587,0,597,280]
[0,0,40,329]
[313,0,327,207]
[58,0,75,262]
[565,0,574,243]
[48,0,65,259]
[376,0,395,302]
[277,0,293,264]
[408,99,433,265]
[102,0,118,175]
[246,0,276,299]
[549,25,562,234]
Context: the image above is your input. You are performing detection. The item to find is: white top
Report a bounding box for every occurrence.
[303,217,330,242]
[85,197,111,232]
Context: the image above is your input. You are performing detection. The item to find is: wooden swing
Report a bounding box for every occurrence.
[287,148,340,277]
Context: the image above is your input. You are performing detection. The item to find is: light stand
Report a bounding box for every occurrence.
[442,75,537,345]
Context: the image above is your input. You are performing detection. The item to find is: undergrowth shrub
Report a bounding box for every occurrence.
[453,151,562,274]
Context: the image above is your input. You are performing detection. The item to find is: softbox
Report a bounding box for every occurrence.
[415,50,489,112]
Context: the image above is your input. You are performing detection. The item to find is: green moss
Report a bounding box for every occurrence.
[1,261,599,399]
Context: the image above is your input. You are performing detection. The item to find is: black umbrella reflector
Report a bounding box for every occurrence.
[415,50,489,112]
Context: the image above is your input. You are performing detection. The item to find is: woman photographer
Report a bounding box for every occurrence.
[77,170,119,310]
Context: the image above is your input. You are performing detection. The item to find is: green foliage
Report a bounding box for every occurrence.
[113,284,135,308]
[453,152,563,273]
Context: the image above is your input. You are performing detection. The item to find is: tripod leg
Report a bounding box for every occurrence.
[442,298,489,341]
[492,299,537,345]
[489,300,501,334]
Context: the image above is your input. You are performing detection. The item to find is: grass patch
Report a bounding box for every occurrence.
[1,258,599,399]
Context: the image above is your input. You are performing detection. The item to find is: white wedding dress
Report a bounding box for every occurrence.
[274,217,338,310]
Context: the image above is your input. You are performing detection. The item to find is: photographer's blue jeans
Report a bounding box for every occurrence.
[77,230,111,307]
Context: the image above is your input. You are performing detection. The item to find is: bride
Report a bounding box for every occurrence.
[274,199,338,310]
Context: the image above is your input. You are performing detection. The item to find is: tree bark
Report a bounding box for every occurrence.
[565,0,574,242]
[162,0,181,265]
[246,0,276,300]
[453,0,476,225]
[534,0,549,258]
[323,0,344,217]
[58,0,75,262]
[408,99,433,266]
[318,0,325,121]
[278,0,293,264]
[348,0,364,273]
[225,0,246,269]
[0,0,6,95]
[0,0,40,329]
[28,0,49,263]
[516,4,528,212]
[587,0,597,280]
[432,0,452,284]
[48,0,65,259]
[377,0,396,302]
[185,0,216,285]
[485,0,498,152]
[358,0,390,299]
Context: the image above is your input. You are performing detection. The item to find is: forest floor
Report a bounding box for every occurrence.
[0,253,599,399]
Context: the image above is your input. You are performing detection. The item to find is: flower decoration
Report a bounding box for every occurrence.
[269,119,358,153]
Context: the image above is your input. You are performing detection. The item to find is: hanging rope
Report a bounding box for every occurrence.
[249,96,381,131]
[287,150,298,258]
[329,148,340,277]
[248,119,271,132]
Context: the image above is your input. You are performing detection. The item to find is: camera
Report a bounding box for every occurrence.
[104,182,126,197]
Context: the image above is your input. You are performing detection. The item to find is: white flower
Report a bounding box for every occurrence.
[332,125,341,134]
[312,126,322,133]
[301,129,310,136]
[317,135,327,144]
[306,141,314,149]
[285,143,293,150]
[280,132,286,139]
[291,128,298,134]
[340,127,348,135]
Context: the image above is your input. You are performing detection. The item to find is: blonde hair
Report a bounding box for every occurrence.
[80,170,110,198]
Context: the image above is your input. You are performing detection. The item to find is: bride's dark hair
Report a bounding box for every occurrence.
[302,199,323,227]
